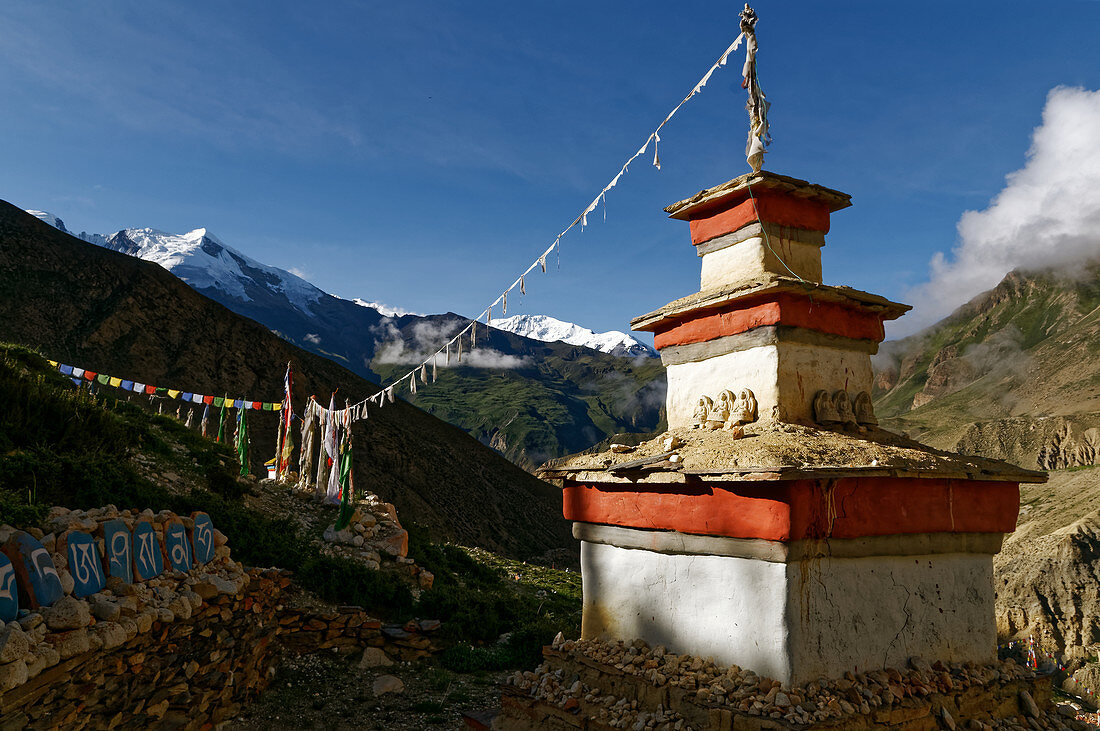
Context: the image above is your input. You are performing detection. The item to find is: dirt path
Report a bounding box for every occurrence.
[229,651,505,730]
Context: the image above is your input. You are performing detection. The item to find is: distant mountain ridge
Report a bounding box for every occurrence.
[26,209,664,467]
[491,314,655,358]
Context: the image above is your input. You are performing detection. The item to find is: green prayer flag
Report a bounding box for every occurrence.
[213,396,224,408]
[334,428,355,530]
[96,374,109,385]
[262,402,273,411]
[216,400,227,444]
[236,407,250,476]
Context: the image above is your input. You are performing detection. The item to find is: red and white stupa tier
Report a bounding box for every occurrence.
[540,171,1045,685]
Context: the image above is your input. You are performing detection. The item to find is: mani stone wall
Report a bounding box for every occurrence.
[0,506,443,729]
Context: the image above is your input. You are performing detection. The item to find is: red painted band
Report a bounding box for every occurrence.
[688,192,831,246]
[651,292,886,349]
[562,477,1020,542]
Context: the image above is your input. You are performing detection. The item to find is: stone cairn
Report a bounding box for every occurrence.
[499,636,1087,730]
[319,494,434,590]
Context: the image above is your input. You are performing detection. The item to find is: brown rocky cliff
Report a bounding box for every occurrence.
[0,200,573,560]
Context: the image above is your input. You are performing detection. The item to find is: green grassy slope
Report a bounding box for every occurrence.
[0,344,579,668]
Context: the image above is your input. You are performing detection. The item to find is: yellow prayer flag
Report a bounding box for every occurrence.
[109,377,122,387]
[48,360,58,367]
[273,403,282,411]
[168,389,181,399]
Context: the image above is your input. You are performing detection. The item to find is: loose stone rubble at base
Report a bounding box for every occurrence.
[496,636,1090,730]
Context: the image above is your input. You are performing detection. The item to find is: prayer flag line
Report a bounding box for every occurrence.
[46,359,284,412]
[349,29,749,415]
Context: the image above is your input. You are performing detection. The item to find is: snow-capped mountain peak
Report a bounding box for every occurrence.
[27,210,68,232]
[102,226,324,314]
[27,208,323,316]
[490,314,656,358]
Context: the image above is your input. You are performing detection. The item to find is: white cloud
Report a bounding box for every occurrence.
[371,318,531,369]
[353,298,424,318]
[288,266,312,280]
[896,87,1100,336]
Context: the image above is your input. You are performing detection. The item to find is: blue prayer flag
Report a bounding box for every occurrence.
[59,365,73,375]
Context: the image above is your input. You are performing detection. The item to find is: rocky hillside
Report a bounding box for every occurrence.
[996,468,1100,661]
[874,264,1100,468]
[27,211,664,468]
[874,262,1100,687]
[0,200,572,560]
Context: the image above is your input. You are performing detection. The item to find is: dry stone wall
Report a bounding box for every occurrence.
[496,636,1082,731]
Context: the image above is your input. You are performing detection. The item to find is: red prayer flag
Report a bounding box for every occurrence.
[251,401,262,410]
[203,395,214,404]
[144,385,156,394]
[84,371,97,381]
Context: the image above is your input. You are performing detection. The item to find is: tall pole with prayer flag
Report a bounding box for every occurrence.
[236,406,250,476]
[277,362,294,479]
[333,409,355,530]
[739,4,770,173]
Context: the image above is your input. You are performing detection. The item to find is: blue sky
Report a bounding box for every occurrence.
[3,1,1100,341]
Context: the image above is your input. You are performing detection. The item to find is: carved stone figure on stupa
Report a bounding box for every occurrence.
[692,396,713,429]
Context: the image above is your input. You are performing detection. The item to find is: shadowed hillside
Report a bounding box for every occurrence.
[0,199,572,559]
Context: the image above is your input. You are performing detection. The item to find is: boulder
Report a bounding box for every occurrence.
[359,647,394,669]
[0,659,28,691]
[0,626,30,664]
[44,596,92,631]
[48,628,90,659]
[372,674,405,696]
[376,529,408,558]
[91,598,121,622]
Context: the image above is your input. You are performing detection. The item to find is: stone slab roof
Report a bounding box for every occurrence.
[631,276,911,332]
[664,170,853,220]
[537,422,1048,485]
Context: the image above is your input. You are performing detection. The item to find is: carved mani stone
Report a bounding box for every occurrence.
[727,388,758,428]
[190,512,216,565]
[165,521,193,573]
[693,396,714,429]
[102,519,134,584]
[853,391,878,426]
[132,521,164,582]
[0,553,17,622]
[813,390,840,425]
[834,390,857,427]
[707,391,734,430]
[64,531,106,598]
[2,531,64,609]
